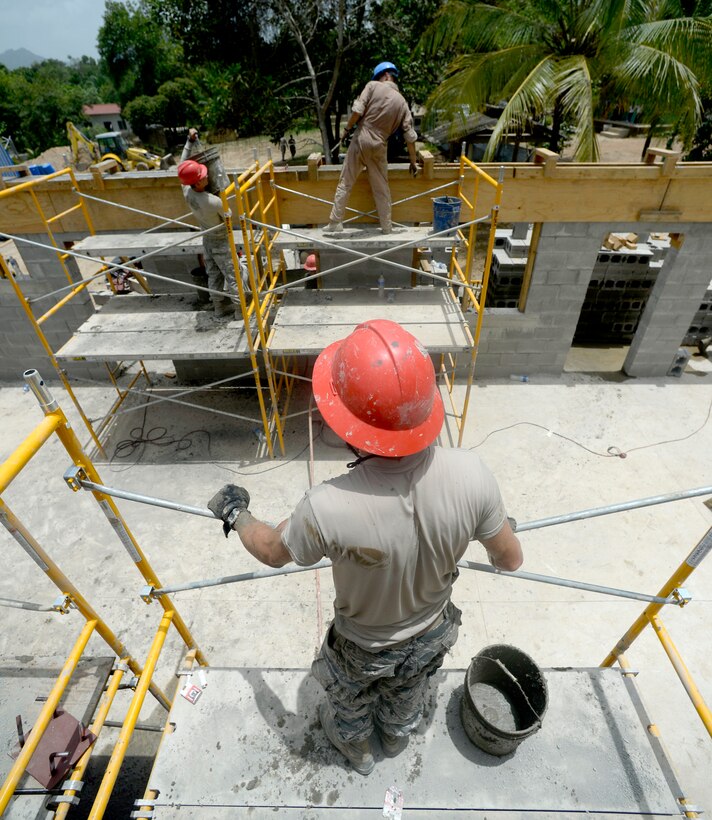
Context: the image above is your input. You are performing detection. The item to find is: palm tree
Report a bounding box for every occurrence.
[421,0,712,161]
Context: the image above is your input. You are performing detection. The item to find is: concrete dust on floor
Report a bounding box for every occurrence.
[0,370,711,815]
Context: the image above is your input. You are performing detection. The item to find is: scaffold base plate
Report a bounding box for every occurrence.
[146,667,683,818]
[268,287,472,354]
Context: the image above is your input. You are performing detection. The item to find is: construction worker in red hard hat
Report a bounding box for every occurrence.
[177,128,244,320]
[207,319,522,776]
[327,62,420,235]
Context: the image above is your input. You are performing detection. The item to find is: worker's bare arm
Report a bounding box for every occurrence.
[480,520,523,572]
[233,513,292,568]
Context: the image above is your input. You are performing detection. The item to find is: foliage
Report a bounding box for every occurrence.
[685,93,712,159]
[422,0,712,160]
[0,58,113,154]
[98,0,182,104]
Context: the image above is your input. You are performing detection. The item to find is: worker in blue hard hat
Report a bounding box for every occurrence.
[327,61,419,235]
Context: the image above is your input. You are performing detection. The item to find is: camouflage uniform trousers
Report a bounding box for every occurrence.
[203,231,240,308]
[312,601,462,743]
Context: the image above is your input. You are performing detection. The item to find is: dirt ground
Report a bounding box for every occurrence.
[29,130,683,173]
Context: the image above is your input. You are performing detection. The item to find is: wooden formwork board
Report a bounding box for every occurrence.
[267,288,471,355]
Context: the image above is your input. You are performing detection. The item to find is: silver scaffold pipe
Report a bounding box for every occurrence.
[516,486,712,532]
[76,479,219,520]
[150,558,674,605]
[0,596,56,612]
[153,560,333,596]
[456,561,672,605]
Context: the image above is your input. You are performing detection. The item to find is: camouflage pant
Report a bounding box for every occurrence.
[203,232,239,307]
[311,601,461,742]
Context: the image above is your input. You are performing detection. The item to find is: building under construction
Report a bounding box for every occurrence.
[0,143,710,818]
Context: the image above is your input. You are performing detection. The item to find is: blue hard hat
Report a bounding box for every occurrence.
[372,61,398,81]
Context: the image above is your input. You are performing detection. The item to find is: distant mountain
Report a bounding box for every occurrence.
[0,48,46,69]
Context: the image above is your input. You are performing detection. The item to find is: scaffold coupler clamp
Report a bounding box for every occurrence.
[131,798,157,819]
[671,587,692,607]
[140,584,157,604]
[64,465,88,492]
[52,594,75,614]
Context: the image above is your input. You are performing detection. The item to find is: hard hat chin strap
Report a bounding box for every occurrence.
[346,444,377,469]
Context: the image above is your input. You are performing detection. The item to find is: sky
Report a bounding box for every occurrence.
[0,0,106,61]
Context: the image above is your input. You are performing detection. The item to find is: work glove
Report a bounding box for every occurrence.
[507,516,518,532]
[188,128,199,142]
[409,162,418,178]
[207,484,250,538]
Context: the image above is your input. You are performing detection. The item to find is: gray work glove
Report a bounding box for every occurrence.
[507,516,518,532]
[208,485,250,538]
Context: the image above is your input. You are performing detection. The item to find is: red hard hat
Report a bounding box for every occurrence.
[304,254,317,271]
[177,159,208,186]
[312,319,443,457]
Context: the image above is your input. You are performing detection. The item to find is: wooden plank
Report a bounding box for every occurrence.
[269,287,471,354]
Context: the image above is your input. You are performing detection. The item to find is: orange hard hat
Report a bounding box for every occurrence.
[312,319,443,457]
[304,253,318,271]
[177,159,208,186]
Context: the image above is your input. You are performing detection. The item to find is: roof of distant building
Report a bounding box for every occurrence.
[82,104,122,116]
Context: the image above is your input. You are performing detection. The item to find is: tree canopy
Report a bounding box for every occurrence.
[422,0,712,160]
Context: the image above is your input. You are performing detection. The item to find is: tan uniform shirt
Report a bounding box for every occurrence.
[351,80,418,150]
[282,446,507,650]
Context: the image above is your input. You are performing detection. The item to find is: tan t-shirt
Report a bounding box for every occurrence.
[282,446,507,650]
[352,80,418,151]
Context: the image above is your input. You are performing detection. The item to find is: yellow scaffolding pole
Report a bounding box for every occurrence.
[601,526,711,666]
[0,619,97,815]
[23,369,207,667]
[648,613,712,736]
[88,610,174,819]
[54,661,128,820]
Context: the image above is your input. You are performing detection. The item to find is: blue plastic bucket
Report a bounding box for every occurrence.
[432,196,461,232]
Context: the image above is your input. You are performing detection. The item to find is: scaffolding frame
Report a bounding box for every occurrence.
[230,150,504,452]
[0,371,207,818]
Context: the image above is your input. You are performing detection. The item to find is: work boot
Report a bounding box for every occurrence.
[213,299,234,318]
[380,731,409,757]
[319,703,374,776]
[325,221,343,233]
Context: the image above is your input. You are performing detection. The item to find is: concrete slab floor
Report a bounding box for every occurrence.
[0,364,710,816]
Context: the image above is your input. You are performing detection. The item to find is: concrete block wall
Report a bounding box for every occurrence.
[475,222,712,379]
[475,223,602,377]
[623,224,712,376]
[1,233,109,382]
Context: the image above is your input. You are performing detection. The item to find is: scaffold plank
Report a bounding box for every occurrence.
[0,656,114,820]
[268,288,471,354]
[72,232,205,257]
[55,295,250,361]
[272,225,459,250]
[145,667,683,818]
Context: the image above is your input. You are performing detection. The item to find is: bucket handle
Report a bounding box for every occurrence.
[477,654,544,726]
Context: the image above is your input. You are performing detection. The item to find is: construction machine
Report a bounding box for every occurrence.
[66,121,173,172]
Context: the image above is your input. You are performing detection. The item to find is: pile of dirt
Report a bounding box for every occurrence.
[27,145,71,170]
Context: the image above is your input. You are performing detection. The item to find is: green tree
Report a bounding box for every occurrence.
[123,94,168,140]
[422,0,712,160]
[98,0,181,104]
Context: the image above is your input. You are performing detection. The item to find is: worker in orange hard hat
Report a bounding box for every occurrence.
[327,62,420,234]
[178,128,244,320]
[207,319,522,775]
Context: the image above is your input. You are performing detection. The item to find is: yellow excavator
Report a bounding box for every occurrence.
[66,121,173,172]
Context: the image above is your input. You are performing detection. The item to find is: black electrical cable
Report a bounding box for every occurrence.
[469,388,712,459]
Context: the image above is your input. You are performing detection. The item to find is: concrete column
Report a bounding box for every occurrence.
[475,222,602,377]
[624,225,712,376]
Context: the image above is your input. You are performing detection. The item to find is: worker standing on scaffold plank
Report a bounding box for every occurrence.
[207,319,523,777]
[327,62,420,235]
[177,128,242,320]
